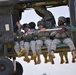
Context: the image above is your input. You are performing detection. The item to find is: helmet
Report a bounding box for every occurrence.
[65,17,70,24]
[29,22,36,29]
[37,20,44,26]
[22,23,29,30]
[58,16,65,23]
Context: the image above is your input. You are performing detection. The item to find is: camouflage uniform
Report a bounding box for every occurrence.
[14,22,26,57]
[51,26,75,51]
[36,31,52,54]
[28,22,38,64]
[50,16,76,60]
[35,20,52,64]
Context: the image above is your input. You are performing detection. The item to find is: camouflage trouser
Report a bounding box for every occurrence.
[24,42,30,54]
[17,40,30,55]
[36,39,52,54]
[51,38,75,51]
[30,41,36,53]
[14,42,20,55]
[14,41,27,54]
[14,40,37,55]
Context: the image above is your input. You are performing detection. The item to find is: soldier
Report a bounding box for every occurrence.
[34,6,56,28]
[35,20,54,64]
[28,22,38,64]
[14,21,26,57]
[50,16,76,62]
[22,22,48,64]
[18,22,37,64]
[65,17,76,63]
[21,23,30,62]
[58,17,69,64]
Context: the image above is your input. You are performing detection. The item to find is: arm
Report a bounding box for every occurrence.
[16,21,22,35]
[38,27,62,32]
[50,31,57,36]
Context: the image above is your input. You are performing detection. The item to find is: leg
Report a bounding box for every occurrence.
[14,42,21,57]
[63,52,69,64]
[23,42,30,63]
[30,41,37,64]
[37,51,41,64]
[50,39,60,57]
[36,40,43,64]
[44,39,54,64]
[59,52,64,64]
[49,39,61,64]
[19,41,26,54]
[63,38,76,61]
[43,53,48,63]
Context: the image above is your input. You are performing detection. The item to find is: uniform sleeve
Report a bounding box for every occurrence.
[50,31,57,36]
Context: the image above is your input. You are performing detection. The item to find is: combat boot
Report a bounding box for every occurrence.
[60,58,64,64]
[50,50,55,58]
[18,53,23,57]
[23,54,30,63]
[33,52,37,65]
[72,50,76,59]
[30,55,33,60]
[23,57,30,63]
[43,54,48,63]
[20,47,26,55]
[72,58,75,63]
[37,54,41,64]
[65,56,69,64]
[48,53,55,64]
[15,50,22,57]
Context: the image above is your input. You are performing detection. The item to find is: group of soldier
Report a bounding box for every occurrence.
[13,16,76,65]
